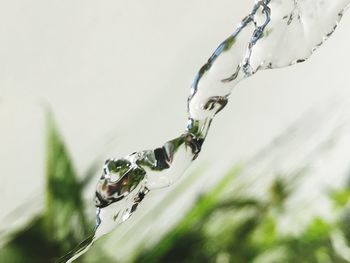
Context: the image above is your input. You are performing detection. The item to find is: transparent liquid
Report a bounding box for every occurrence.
[62,0,350,261]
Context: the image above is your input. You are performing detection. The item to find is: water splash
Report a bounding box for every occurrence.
[64,0,350,261]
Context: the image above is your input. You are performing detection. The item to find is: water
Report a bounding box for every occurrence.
[63,0,350,261]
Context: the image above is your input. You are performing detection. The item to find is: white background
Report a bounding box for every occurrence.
[1,0,350,253]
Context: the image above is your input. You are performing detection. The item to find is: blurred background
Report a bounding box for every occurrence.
[1,0,350,262]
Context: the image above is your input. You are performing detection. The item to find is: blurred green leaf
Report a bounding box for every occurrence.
[331,189,350,208]
[251,215,277,249]
[44,114,90,249]
[337,209,350,247]
[132,165,350,263]
[0,114,91,263]
[303,218,331,243]
[269,177,289,208]
[133,166,240,263]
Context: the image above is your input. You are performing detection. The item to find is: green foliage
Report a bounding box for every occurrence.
[45,115,90,250]
[274,217,347,263]
[0,114,92,263]
[331,189,350,208]
[133,173,350,263]
[269,177,289,208]
[338,209,350,248]
[3,114,350,263]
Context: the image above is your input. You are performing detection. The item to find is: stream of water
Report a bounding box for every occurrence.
[61,0,350,261]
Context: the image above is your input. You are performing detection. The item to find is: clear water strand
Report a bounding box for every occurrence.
[62,0,350,261]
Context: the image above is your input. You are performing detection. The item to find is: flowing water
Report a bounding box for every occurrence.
[61,0,350,261]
